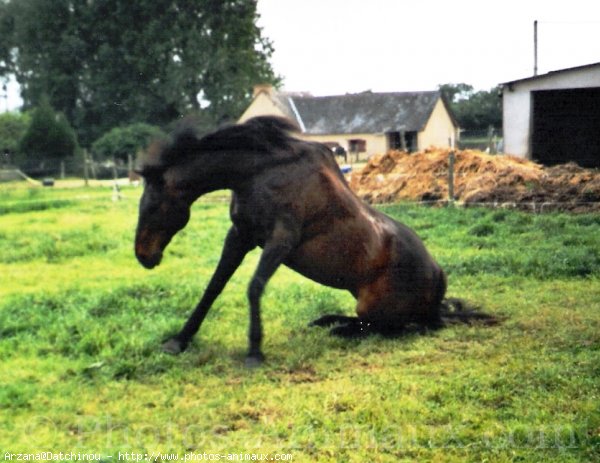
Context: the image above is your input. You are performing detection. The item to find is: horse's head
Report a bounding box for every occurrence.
[134,142,194,269]
[134,117,300,268]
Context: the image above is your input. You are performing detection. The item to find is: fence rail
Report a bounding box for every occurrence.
[2,182,598,215]
[3,147,598,214]
[1,154,134,181]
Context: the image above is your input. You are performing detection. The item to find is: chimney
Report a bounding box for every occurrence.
[252,84,274,98]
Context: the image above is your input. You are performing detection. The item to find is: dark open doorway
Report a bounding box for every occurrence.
[387,131,417,152]
[531,88,600,167]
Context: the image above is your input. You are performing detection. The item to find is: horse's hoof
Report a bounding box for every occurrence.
[244,353,265,368]
[162,338,187,355]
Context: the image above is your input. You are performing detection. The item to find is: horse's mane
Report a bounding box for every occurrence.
[143,116,301,171]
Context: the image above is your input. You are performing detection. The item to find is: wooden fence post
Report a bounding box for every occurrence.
[89,154,97,179]
[128,154,133,184]
[111,156,118,181]
[487,126,497,154]
[111,155,122,201]
[448,150,455,205]
[83,150,89,187]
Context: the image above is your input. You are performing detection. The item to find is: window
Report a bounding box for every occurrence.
[348,139,366,153]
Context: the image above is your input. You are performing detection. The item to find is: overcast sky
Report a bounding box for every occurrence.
[2,0,599,111]
[257,0,600,95]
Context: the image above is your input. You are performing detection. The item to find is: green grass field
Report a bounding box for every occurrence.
[1,183,599,462]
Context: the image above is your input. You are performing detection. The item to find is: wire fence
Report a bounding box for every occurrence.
[2,145,598,214]
[2,190,597,216]
[9,157,133,180]
[376,198,600,213]
[1,179,597,216]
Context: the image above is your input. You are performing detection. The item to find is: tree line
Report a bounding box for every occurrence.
[0,0,279,163]
[438,83,502,131]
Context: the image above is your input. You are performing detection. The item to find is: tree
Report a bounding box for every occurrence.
[91,123,165,163]
[0,2,14,77]
[0,112,30,164]
[439,83,502,130]
[0,0,280,146]
[438,83,474,104]
[19,98,78,164]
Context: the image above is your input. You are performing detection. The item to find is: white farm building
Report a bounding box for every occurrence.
[501,62,600,168]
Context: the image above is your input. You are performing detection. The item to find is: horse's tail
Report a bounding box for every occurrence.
[434,268,500,326]
[440,297,501,326]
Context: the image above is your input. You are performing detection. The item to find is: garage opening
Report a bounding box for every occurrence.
[531,88,600,167]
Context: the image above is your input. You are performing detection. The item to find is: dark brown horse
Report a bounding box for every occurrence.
[135,116,492,366]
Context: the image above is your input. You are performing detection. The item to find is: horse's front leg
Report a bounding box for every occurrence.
[163,226,254,354]
[245,221,299,367]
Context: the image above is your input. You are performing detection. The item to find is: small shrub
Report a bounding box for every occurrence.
[91,123,166,163]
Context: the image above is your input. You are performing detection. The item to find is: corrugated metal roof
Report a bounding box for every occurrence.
[501,61,600,86]
[279,91,443,135]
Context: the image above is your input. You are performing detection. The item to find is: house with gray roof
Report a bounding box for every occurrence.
[239,85,459,159]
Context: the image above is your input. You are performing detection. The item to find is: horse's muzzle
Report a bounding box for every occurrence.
[135,233,164,269]
[136,250,162,269]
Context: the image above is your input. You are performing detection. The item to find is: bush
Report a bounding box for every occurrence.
[0,112,30,164]
[18,99,78,163]
[91,123,165,162]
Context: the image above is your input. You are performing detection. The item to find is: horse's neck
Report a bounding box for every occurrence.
[174,150,268,196]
